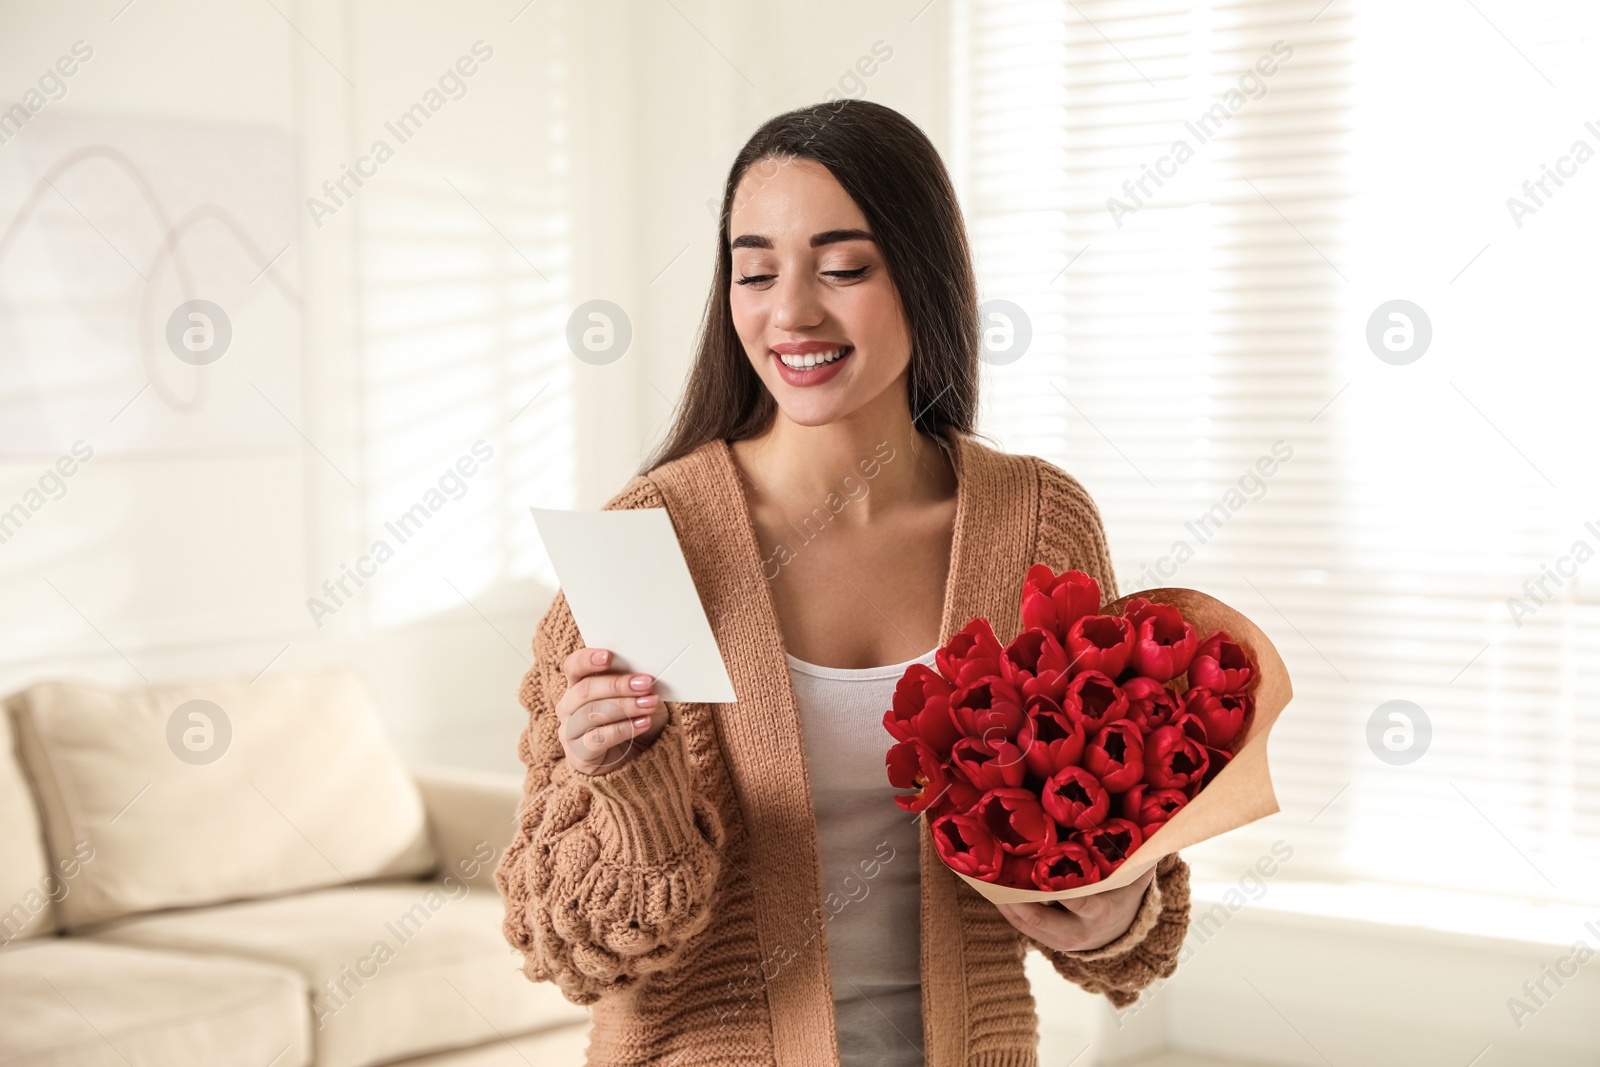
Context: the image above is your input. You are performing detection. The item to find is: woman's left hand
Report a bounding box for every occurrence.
[993,865,1157,953]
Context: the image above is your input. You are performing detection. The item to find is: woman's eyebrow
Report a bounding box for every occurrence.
[729,228,876,250]
[810,228,874,247]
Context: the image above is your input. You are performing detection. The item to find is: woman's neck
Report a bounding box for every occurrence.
[729,404,957,524]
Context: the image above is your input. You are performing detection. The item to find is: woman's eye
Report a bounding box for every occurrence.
[735,266,868,286]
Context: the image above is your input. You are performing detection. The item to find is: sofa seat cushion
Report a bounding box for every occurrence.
[88,881,588,1067]
[0,937,309,1067]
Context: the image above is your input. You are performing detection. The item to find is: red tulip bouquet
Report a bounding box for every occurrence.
[883,565,1292,902]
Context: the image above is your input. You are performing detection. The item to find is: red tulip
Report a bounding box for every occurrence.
[932,812,1002,880]
[1017,694,1086,778]
[1075,818,1144,877]
[1190,631,1255,695]
[1195,744,1233,792]
[1142,723,1211,790]
[1064,614,1135,679]
[1119,784,1188,827]
[937,618,1005,687]
[1018,671,1069,706]
[948,676,1025,742]
[886,738,950,813]
[998,851,1038,889]
[1179,687,1250,748]
[925,776,982,822]
[1120,596,1158,627]
[1000,627,1071,702]
[950,735,1026,791]
[1020,565,1102,644]
[1173,711,1209,746]
[1031,840,1101,890]
[1129,601,1198,682]
[1001,626,1069,680]
[883,664,960,758]
[1064,670,1129,736]
[1122,676,1181,731]
[973,787,1057,856]
[1083,720,1145,793]
[1042,765,1110,831]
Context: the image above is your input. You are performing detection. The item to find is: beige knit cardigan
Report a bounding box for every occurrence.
[495,433,1191,1066]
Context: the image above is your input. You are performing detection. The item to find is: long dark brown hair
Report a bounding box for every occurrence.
[637,99,987,477]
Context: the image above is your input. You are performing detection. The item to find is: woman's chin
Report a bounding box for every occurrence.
[773,401,850,429]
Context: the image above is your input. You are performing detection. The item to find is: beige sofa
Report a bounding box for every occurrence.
[0,666,589,1067]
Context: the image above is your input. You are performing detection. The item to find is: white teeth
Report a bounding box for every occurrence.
[778,347,849,369]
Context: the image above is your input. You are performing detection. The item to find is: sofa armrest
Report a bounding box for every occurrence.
[412,765,522,893]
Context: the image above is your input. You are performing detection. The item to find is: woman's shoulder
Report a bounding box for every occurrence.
[1029,453,1103,521]
[957,436,1112,583]
[599,473,666,512]
[601,438,726,512]
[960,433,1103,519]
[1018,448,1116,595]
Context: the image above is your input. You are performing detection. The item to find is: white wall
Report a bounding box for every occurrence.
[0,0,949,773]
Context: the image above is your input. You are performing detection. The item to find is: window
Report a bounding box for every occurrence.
[358,0,575,626]
[955,0,1600,905]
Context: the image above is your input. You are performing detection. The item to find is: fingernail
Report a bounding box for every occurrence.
[630,674,652,691]
[636,694,659,708]
[590,650,609,665]
[632,716,651,729]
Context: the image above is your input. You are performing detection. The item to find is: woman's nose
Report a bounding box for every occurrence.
[768,271,825,332]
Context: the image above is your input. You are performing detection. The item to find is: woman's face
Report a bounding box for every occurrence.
[727,155,912,428]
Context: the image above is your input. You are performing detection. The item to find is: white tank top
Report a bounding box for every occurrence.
[788,645,938,1067]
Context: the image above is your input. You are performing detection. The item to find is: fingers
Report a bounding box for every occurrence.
[1060,866,1155,912]
[561,648,655,699]
[578,703,670,775]
[568,670,656,716]
[1059,891,1110,922]
[1082,866,1154,912]
[1058,884,1132,922]
[551,648,672,776]
[996,863,1158,945]
[997,901,1083,939]
[562,646,617,687]
[562,695,659,752]
[555,648,655,723]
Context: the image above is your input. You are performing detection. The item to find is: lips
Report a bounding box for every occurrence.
[772,344,853,388]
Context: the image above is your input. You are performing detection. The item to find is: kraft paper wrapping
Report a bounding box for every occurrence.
[950,586,1293,903]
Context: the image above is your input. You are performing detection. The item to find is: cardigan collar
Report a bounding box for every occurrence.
[645,432,1040,1067]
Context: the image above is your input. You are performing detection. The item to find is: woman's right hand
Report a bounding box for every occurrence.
[556,646,669,776]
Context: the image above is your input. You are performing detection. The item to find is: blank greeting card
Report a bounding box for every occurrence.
[530,507,737,704]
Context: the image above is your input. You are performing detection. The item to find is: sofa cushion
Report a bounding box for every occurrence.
[0,703,60,943]
[7,667,435,928]
[88,881,588,1067]
[0,937,309,1067]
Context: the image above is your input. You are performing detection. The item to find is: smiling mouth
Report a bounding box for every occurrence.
[775,345,853,370]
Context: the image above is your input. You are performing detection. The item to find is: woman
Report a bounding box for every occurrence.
[496,99,1190,1066]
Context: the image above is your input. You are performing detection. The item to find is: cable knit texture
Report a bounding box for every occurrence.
[495,434,1191,1066]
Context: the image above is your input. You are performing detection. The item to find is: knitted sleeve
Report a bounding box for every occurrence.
[1028,455,1193,1007]
[493,477,725,1006]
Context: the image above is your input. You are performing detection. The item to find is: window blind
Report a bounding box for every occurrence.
[357,0,575,626]
[954,0,1600,906]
